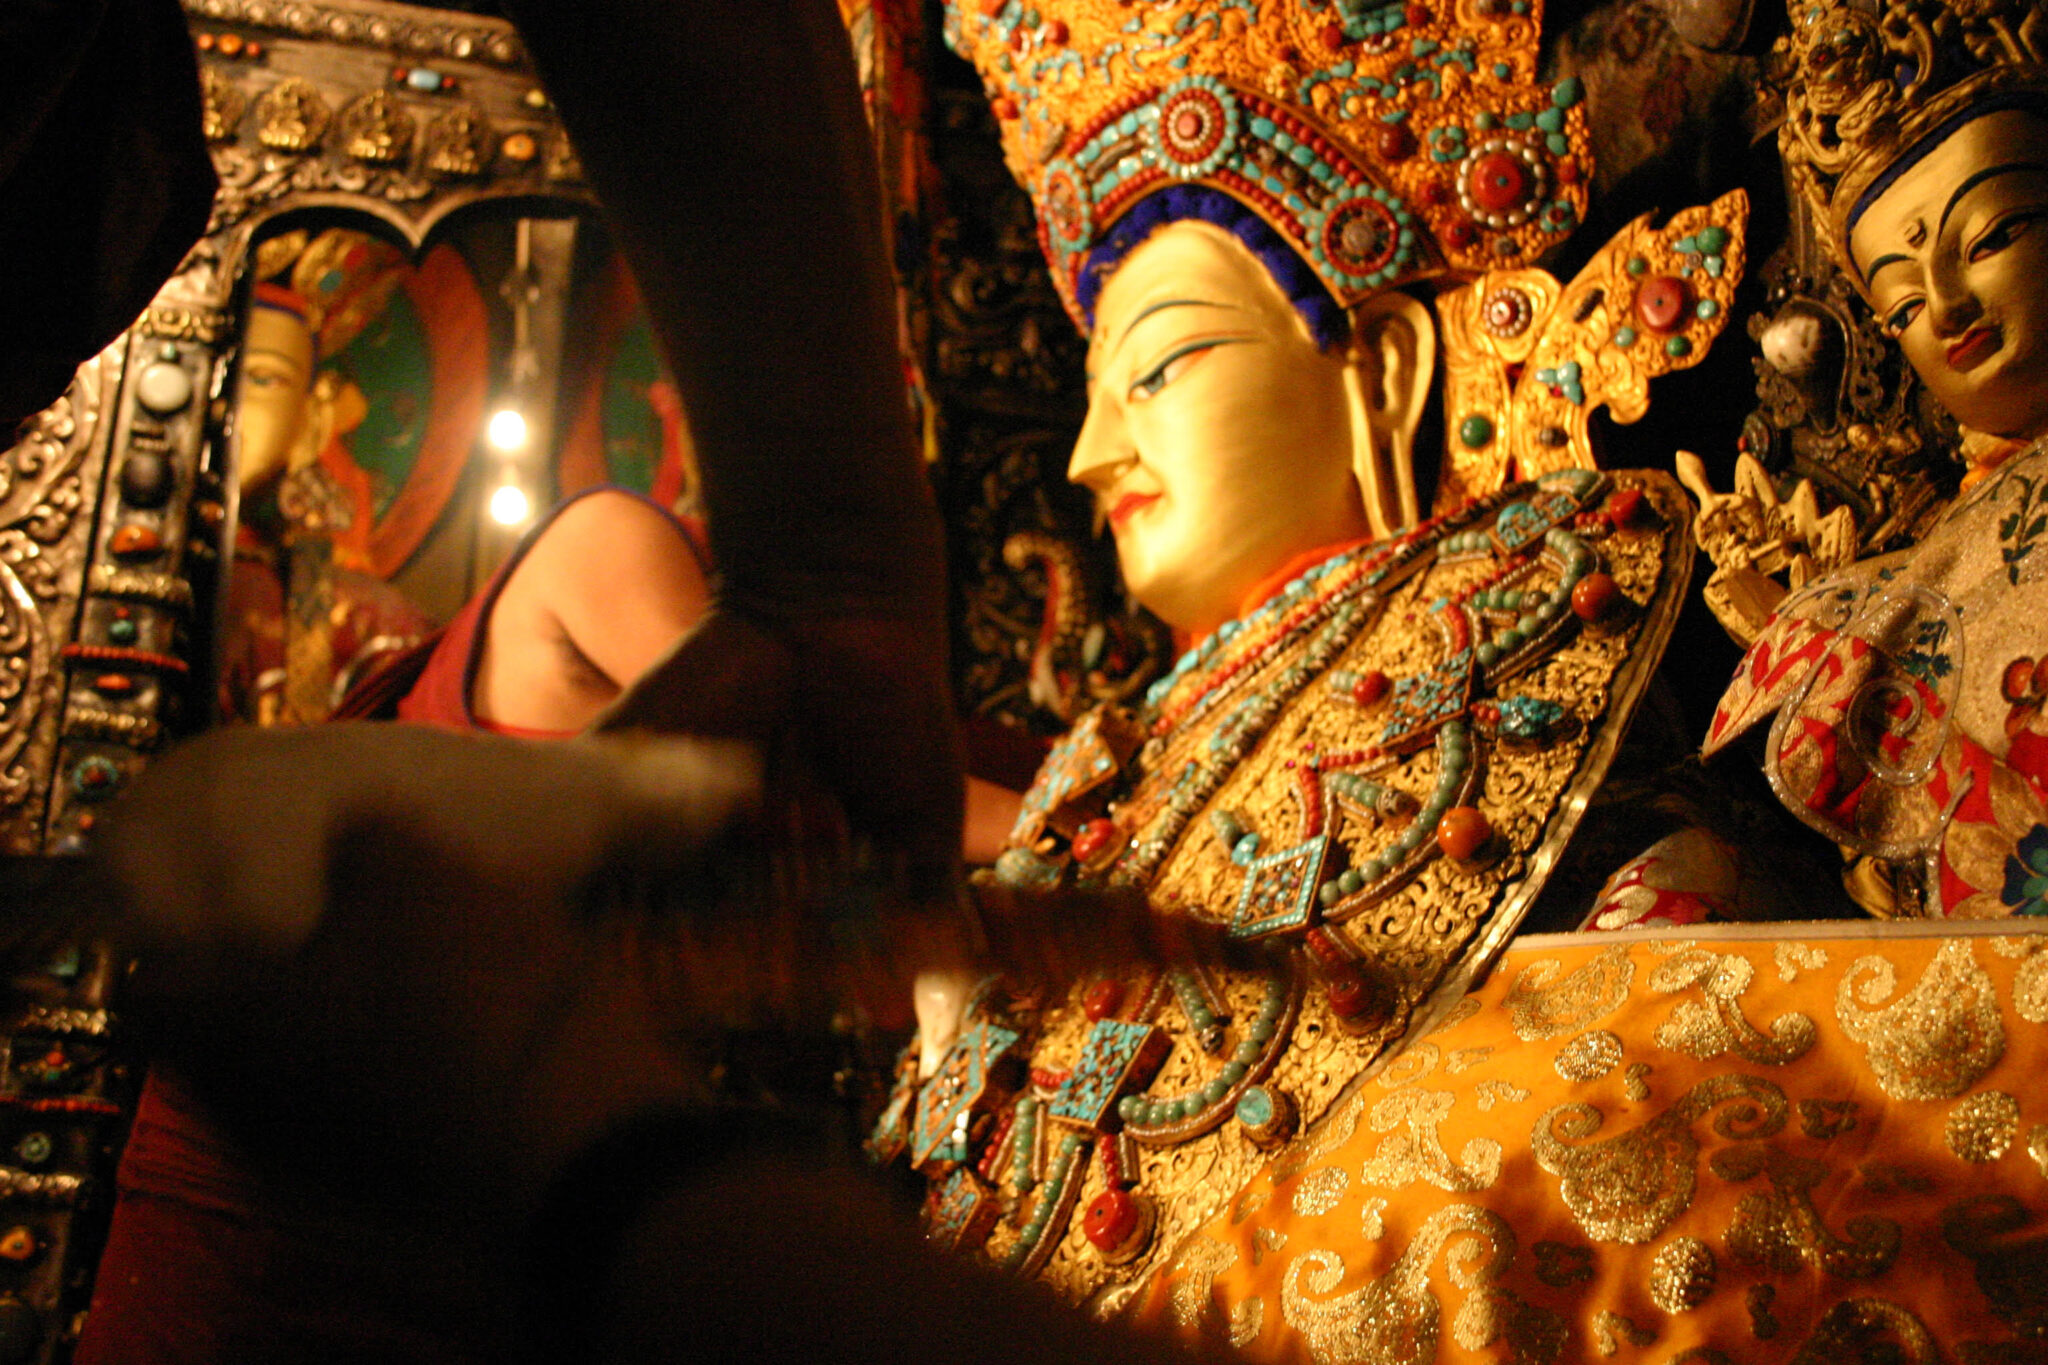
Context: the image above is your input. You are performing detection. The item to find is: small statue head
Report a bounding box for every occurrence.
[942,0,1593,634]
[236,228,408,494]
[1780,0,2048,442]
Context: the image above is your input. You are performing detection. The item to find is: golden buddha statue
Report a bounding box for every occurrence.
[875,0,1751,1314]
[1087,5,2048,1356]
[221,228,435,726]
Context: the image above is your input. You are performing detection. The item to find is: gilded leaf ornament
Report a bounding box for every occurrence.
[1279,1207,1548,1365]
[1785,1299,1936,1365]
[1166,1237,1238,1329]
[1358,1090,1504,1193]
[1505,946,1635,1041]
[1720,1147,1902,1279]
[1649,949,1818,1066]
[1940,1193,2048,1341]
[1531,1073,1788,1244]
[1835,939,2005,1100]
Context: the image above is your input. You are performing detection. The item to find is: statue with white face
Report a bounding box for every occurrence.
[1849,108,2048,454]
[1700,7,2048,921]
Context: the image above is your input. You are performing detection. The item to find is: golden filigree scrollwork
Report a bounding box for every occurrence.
[1293,1166,1351,1217]
[0,563,46,814]
[255,78,331,152]
[1947,1092,2022,1163]
[424,104,488,177]
[1989,935,2048,1023]
[1940,1194,2048,1343]
[1795,1099,1859,1140]
[142,306,231,345]
[1475,1080,1530,1111]
[1279,1207,1562,1365]
[1717,1145,1902,1279]
[1835,939,2006,1100]
[1553,1030,1622,1082]
[1649,949,1818,1066]
[337,89,413,164]
[1227,1296,1263,1349]
[1165,1237,1238,1329]
[1647,1236,1717,1313]
[200,67,246,143]
[181,0,525,68]
[1357,1090,1503,1193]
[1532,1240,1593,1288]
[1785,1299,1936,1365]
[1774,942,1829,984]
[1590,1309,1656,1355]
[1531,1073,1789,1244]
[1747,1283,1780,1340]
[1504,946,1635,1041]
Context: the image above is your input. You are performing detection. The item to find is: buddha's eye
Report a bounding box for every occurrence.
[1127,337,1244,401]
[1882,298,1923,337]
[1969,208,2046,263]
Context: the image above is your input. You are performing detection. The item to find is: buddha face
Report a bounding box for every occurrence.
[237,303,317,494]
[1850,109,2048,441]
[1069,221,1379,637]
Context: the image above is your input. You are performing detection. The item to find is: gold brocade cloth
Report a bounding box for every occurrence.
[1132,921,2048,1362]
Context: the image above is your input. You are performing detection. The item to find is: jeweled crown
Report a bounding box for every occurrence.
[1774,0,2048,280]
[944,0,1593,329]
[251,228,409,360]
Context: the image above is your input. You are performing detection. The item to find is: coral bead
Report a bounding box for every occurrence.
[1634,276,1690,333]
[1571,572,1621,622]
[1082,978,1126,1022]
[1352,669,1391,706]
[1083,1189,1141,1252]
[1071,817,1122,865]
[1467,151,1531,214]
[1604,487,1646,527]
[1436,805,1492,861]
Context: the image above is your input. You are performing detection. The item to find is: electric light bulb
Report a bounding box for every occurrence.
[486,407,529,452]
[488,481,532,527]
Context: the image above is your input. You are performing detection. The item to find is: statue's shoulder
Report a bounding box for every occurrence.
[894,466,1695,1304]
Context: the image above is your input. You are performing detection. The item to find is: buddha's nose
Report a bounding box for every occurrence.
[1068,397,1132,490]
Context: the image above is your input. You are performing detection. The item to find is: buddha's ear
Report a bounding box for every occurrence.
[1339,290,1436,539]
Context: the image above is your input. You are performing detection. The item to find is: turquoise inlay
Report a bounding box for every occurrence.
[1552,75,1583,106]
[1381,108,1411,123]
[1695,298,1720,320]
[1613,326,1637,348]
[1250,116,1277,138]
[1546,132,1570,156]
[1493,61,1512,78]
[1535,107,1564,133]
[1505,111,1534,130]
[1706,255,1725,277]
